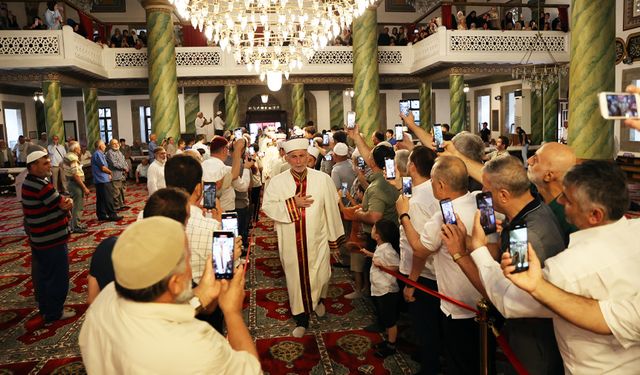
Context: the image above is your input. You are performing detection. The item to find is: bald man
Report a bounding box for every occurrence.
[527,143,578,244]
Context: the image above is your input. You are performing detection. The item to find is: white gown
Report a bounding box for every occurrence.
[262,167,345,316]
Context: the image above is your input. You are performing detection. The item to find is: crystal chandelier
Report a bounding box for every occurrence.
[511,29,568,94]
[170,0,375,91]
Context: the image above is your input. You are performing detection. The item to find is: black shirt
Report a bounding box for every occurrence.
[89,236,117,289]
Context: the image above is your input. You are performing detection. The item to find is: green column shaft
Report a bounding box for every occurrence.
[543,82,559,143]
[449,74,465,134]
[530,90,543,145]
[83,87,100,152]
[419,82,432,132]
[353,8,379,145]
[291,83,306,127]
[567,0,615,159]
[225,85,239,130]
[146,5,180,142]
[42,80,64,142]
[184,93,199,134]
[329,90,344,128]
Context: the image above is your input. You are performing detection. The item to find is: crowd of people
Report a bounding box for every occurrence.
[7,83,640,374]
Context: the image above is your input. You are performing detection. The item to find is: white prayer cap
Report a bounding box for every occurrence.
[216,111,222,115]
[275,133,287,140]
[283,138,310,154]
[333,142,348,156]
[378,141,393,148]
[276,140,285,150]
[307,146,319,159]
[294,128,304,136]
[352,148,361,158]
[26,150,48,164]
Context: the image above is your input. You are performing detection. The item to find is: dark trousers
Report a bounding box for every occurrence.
[31,244,69,322]
[250,186,262,222]
[232,207,250,248]
[410,277,443,375]
[503,318,564,375]
[442,315,496,375]
[95,182,117,219]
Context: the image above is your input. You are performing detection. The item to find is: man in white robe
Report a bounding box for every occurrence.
[262,138,345,337]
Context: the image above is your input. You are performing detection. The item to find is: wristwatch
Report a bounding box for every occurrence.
[452,252,468,262]
[189,295,204,314]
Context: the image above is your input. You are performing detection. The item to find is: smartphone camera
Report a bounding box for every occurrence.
[599,92,640,120]
[476,192,497,234]
[221,213,239,237]
[325,153,333,161]
[212,231,235,279]
[203,182,216,209]
[384,158,396,180]
[402,177,412,197]
[433,124,444,152]
[249,146,255,156]
[340,182,348,196]
[399,100,410,117]
[395,124,404,141]
[347,111,356,129]
[509,224,529,273]
[234,128,243,139]
[322,133,330,146]
[440,198,457,225]
[357,156,365,170]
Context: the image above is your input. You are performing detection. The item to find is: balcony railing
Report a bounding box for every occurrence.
[0,26,570,80]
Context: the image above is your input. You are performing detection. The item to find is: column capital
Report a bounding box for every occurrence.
[42,72,61,82]
[142,0,174,12]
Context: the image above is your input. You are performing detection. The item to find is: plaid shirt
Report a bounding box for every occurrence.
[187,204,221,282]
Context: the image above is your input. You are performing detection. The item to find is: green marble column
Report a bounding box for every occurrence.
[224,85,239,130]
[419,82,432,132]
[353,7,379,145]
[291,83,306,127]
[543,82,559,143]
[145,0,180,142]
[530,90,543,145]
[329,90,344,128]
[449,74,465,134]
[83,87,100,152]
[184,93,199,134]
[567,0,615,159]
[42,80,64,143]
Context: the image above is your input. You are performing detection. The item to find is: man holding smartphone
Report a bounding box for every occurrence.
[262,138,345,338]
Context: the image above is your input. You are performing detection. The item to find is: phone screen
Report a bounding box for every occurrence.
[509,224,529,273]
[384,158,396,180]
[433,124,444,151]
[402,177,412,197]
[212,231,235,279]
[203,182,216,209]
[248,146,255,156]
[322,134,330,146]
[399,100,410,117]
[395,124,404,141]
[347,111,356,129]
[476,192,497,234]
[309,139,314,147]
[325,154,332,161]
[357,156,365,170]
[440,198,457,225]
[221,213,239,237]
[234,129,243,140]
[603,93,639,118]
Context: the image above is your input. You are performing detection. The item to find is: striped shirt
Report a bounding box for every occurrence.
[21,174,69,250]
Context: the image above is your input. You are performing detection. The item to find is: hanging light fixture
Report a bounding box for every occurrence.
[260,93,269,103]
[463,84,469,93]
[33,91,44,103]
[343,88,354,97]
[169,0,375,89]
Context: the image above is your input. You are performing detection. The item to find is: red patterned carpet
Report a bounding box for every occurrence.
[0,183,419,374]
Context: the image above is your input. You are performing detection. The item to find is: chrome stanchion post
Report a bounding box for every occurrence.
[476,298,490,375]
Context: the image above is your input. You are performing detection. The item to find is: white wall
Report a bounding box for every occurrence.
[0,94,37,141]
[377,5,417,25]
[309,91,330,131]
[433,89,450,125]
[466,79,522,139]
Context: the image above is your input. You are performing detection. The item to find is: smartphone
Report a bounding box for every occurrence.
[325,153,332,161]
[203,181,216,209]
[399,100,410,117]
[322,133,330,146]
[221,212,239,237]
[440,198,457,225]
[309,139,314,147]
[395,124,404,141]
[402,176,412,197]
[433,124,444,152]
[357,156,365,170]
[248,146,255,156]
[347,111,356,129]
[384,158,396,180]
[508,223,529,273]
[258,151,265,158]
[476,192,497,234]
[340,182,348,196]
[598,92,640,120]
[234,128,243,139]
[212,231,235,279]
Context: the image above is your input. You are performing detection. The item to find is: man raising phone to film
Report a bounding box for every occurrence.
[262,137,345,338]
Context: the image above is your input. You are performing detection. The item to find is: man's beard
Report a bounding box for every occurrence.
[174,278,193,304]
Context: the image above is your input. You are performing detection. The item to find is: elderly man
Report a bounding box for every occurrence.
[64,141,90,233]
[195,111,213,139]
[92,140,121,222]
[202,136,247,212]
[262,138,345,337]
[469,161,640,373]
[22,149,75,324]
[48,135,67,194]
[106,139,129,211]
[13,135,29,167]
[0,139,15,167]
[147,133,158,161]
[147,146,167,196]
[79,217,261,374]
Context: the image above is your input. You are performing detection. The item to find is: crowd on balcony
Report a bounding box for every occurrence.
[105,28,147,49]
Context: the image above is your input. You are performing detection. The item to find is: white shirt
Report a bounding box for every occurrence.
[399,179,437,280]
[600,294,640,349]
[79,283,261,375]
[471,217,640,374]
[370,242,400,296]
[13,142,28,163]
[202,157,250,212]
[136,163,149,178]
[192,142,209,160]
[214,115,225,131]
[146,159,166,196]
[420,191,497,319]
[187,204,221,281]
[195,117,206,135]
[48,144,66,167]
